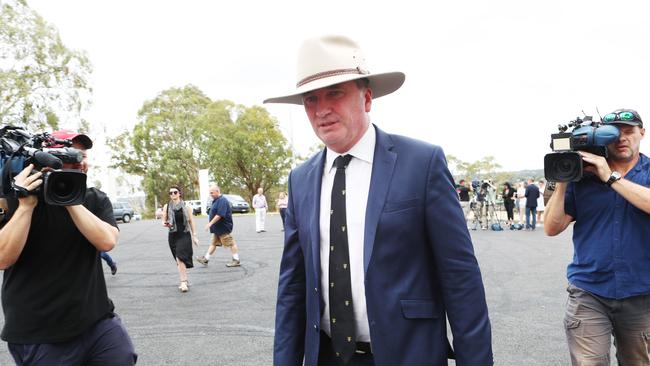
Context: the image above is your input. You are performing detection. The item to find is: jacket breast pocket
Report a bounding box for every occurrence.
[400,299,439,319]
[383,198,419,213]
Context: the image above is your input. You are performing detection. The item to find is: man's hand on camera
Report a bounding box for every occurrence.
[12,164,42,207]
[579,151,611,182]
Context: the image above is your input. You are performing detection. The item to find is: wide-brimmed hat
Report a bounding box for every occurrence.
[50,129,93,149]
[264,35,405,105]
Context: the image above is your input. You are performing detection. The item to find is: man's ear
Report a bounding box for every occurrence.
[364,88,373,113]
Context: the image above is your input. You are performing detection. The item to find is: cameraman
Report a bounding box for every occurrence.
[0,130,137,364]
[544,108,650,364]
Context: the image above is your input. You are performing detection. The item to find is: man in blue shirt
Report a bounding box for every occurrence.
[545,108,650,365]
[524,178,540,230]
[197,184,240,267]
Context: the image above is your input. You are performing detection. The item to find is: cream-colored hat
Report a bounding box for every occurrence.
[264,35,405,105]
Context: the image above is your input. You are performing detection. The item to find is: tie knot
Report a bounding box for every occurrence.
[334,154,353,170]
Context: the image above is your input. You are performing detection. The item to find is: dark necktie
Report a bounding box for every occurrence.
[329,154,355,364]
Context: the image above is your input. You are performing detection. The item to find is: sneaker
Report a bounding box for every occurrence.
[226,259,241,267]
[179,281,189,293]
[197,256,209,265]
[110,262,118,276]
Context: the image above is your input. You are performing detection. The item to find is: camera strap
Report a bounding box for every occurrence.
[10,179,29,198]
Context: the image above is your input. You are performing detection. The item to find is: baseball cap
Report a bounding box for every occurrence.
[50,129,93,149]
[603,109,643,128]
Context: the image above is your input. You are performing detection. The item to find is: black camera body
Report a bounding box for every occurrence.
[544,116,620,182]
[0,126,87,206]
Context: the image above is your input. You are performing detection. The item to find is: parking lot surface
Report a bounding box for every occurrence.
[0,215,608,365]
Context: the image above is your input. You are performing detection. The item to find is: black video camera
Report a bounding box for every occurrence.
[0,126,87,206]
[544,116,620,182]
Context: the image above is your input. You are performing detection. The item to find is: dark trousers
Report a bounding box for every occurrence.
[279,208,287,227]
[8,314,137,366]
[318,331,374,366]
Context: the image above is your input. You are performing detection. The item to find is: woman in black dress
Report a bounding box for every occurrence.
[162,186,199,292]
[502,182,516,226]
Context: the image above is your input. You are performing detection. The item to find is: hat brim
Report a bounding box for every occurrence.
[607,121,643,128]
[264,71,405,105]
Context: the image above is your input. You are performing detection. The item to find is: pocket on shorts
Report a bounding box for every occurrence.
[564,316,581,330]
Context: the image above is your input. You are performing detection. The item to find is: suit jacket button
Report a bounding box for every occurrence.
[314,324,318,331]
[314,287,318,293]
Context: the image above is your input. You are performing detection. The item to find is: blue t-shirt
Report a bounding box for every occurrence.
[208,195,233,235]
[565,153,650,299]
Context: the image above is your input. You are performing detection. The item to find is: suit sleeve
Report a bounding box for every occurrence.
[273,171,307,366]
[425,147,493,365]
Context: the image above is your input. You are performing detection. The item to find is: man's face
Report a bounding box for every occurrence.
[607,125,645,162]
[62,142,88,173]
[258,188,263,195]
[209,187,220,199]
[302,80,373,153]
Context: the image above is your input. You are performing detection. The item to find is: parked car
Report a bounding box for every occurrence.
[113,202,135,223]
[206,194,250,214]
[223,194,251,213]
[186,200,202,215]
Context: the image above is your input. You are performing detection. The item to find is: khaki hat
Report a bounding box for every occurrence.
[264,35,405,105]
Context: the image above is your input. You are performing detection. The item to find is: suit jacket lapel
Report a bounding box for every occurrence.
[308,149,327,282]
[364,126,396,273]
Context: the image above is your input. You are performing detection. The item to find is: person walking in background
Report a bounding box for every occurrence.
[101,251,118,275]
[0,129,137,364]
[536,179,546,224]
[277,191,288,231]
[516,181,526,224]
[502,182,515,226]
[162,186,199,293]
[524,178,540,230]
[457,179,472,222]
[544,108,650,364]
[197,184,241,267]
[266,35,492,366]
[252,187,267,233]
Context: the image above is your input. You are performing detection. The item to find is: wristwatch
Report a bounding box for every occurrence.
[606,171,622,187]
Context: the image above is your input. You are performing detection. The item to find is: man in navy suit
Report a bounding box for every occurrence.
[264,35,492,366]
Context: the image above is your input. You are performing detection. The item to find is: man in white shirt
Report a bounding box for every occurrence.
[252,187,267,233]
[266,35,492,366]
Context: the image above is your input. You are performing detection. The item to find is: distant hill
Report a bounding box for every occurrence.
[508,169,545,182]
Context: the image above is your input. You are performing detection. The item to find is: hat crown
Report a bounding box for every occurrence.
[296,36,368,87]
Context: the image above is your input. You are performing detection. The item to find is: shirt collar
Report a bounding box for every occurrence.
[324,124,376,172]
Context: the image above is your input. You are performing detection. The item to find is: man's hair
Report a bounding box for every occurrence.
[459,179,466,184]
[355,78,370,89]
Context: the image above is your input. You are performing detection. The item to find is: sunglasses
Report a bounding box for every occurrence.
[603,111,639,123]
[169,190,179,195]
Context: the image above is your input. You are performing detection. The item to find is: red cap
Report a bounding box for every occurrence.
[50,130,93,149]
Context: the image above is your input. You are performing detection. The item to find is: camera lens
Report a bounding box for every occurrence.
[42,170,86,206]
[544,152,583,182]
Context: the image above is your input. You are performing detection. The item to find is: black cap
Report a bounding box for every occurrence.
[603,108,643,128]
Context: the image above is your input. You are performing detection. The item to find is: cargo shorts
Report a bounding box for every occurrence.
[211,232,235,248]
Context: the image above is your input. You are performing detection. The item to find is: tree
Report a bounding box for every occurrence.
[109,85,212,209]
[110,85,293,211]
[447,155,502,181]
[0,0,92,130]
[203,105,293,202]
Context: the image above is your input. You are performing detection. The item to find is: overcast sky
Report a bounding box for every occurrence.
[27,0,650,173]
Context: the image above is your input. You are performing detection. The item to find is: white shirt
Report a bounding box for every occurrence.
[319,124,374,342]
[252,194,267,209]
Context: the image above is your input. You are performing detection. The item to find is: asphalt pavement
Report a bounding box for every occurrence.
[0,214,612,365]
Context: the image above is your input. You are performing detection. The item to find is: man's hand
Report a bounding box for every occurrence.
[192,235,199,247]
[204,223,210,232]
[12,164,42,208]
[579,151,611,182]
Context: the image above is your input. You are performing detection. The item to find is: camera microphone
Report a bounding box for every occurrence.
[31,150,63,169]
